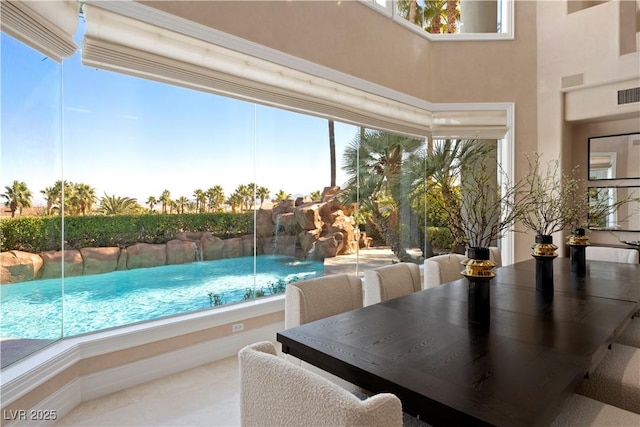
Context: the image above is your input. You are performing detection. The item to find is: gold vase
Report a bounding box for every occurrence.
[532,234,558,257]
[462,247,496,278]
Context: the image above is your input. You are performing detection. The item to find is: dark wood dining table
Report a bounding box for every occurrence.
[277,257,640,427]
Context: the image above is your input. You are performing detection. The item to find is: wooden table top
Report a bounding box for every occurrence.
[277,258,640,427]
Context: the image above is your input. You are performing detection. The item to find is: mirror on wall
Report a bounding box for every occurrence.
[588,133,640,180]
[587,186,640,231]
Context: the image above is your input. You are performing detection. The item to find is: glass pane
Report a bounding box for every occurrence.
[396,0,506,34]
[341,129,426,264]
[1,33,64,367]
[253,106,354,289]
[61,56,259,324]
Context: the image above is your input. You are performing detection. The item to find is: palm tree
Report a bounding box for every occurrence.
[417,139,496,249]
[193,189,206,213]
[73,182,97,215]
[227,192,243,213]
[48,180,71,215]
[206,185,225,212]
[397,0,424,27]
[146,196,157,213]
[339,130,424,261]
[256,186,270,208]
[236,184,253,212]
[328,120,336,187]
[424,0,448,34]
[160,189,171,214]
[2,180,32,217]
[446,0,459,34]
[310,190,322,201]
[274,190,291,203]
[99,193,139,215]
[40,186,57,215]
[176,196,189,214]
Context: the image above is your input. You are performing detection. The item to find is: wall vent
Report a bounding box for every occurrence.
[561,74,583,88]
[617,87,640,105]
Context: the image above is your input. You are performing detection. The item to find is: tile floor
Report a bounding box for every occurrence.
[55,355,241,427]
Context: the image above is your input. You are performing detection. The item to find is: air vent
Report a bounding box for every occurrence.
[561,74,583,88]
[618,87,640,105]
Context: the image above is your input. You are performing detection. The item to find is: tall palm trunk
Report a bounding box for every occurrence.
[329,120,336,187]
[408,0,418,24]
[446,0,457,33]
[370,208,411,261]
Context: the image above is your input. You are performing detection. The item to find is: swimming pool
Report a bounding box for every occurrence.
[0,255,323,339]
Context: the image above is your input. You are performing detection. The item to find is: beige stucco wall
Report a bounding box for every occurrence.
[141,0,434,101]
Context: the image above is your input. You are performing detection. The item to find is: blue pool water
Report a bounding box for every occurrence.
[0,255,323,339]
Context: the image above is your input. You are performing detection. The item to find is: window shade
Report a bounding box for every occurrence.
[81,3,434,137]
[0,0,79,62]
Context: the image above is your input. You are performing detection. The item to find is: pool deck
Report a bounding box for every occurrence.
[322,246,399,276]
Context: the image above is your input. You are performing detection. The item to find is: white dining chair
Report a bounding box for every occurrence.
[576,343,640,415]
[550,393,640,426]
[363,262,422,306]
[488,246,502,267]
[285,273,364,392]
[585,246,639,264]
[423,253,466,289]
[239,341,403,427]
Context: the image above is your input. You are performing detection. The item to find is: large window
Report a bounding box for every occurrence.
[1,3,514,368]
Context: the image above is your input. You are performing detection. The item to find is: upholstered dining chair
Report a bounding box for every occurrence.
[585,246,639,264]
[423,253,466,289]
[576,343,640,415]
[488,246,502,267]
[285,273,364,391]
[363,262,422,306]
[239,341,403,427]
[550,393,640,426]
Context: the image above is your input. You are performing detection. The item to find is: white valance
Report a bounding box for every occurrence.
[0,0,79,62]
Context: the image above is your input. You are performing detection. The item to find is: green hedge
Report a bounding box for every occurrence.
[1,213,254,253]
[426,226,455,251]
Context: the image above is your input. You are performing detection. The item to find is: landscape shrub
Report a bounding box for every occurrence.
[426,226,454,252]
[0,213,254,252]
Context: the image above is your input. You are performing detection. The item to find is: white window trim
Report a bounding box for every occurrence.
[358,0,514,41]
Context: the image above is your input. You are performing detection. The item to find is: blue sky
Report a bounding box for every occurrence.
[1,24,356,206]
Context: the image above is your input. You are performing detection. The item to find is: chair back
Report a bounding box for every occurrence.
[285,274,363,329]
[239,341,403,427]
[363,262,422,306]
[585,246,639,264]
[423,254,466,289]
[489,247,502,267]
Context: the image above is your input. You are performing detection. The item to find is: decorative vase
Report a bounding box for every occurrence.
[462,247,496,325]
[532,234,557,292]
[567,228,589,276]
